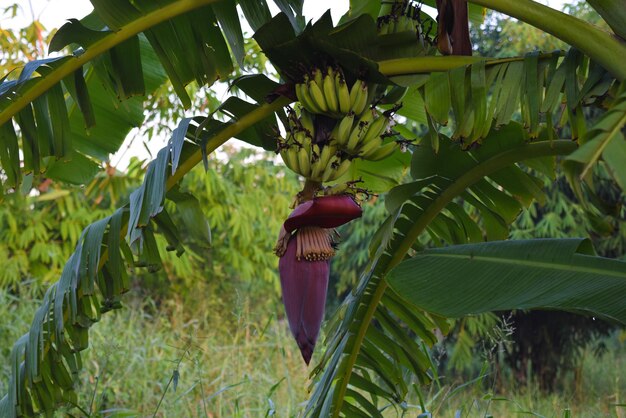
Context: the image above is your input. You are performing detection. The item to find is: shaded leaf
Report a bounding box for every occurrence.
[387,239,626,324]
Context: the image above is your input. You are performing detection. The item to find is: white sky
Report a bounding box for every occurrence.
[2,0,571,168]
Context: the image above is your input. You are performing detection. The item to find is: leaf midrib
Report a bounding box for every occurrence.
[411,252,626,279]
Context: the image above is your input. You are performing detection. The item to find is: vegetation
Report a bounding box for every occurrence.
[0,0,625,417]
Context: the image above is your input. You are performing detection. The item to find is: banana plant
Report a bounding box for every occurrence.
[1,0,626,415]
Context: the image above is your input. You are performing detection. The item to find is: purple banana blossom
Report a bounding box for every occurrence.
[284,194,363,232]
[276,195,362,364]
[279,235,329,364]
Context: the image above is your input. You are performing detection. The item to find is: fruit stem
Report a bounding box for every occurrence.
[299,179,323,203]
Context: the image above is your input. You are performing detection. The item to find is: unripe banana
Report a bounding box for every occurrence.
[328,159,352,181]
[323,182,350,195]
[284,131,295,146]
[326,158,352,181]
[323,71,339,114]
[357,108,376,126]
[294,130,308,147]
[349,80,364,113]
[345,109,376,152]
[336,112,355,147]
[402,16,415,32]
[362,140,398,161]
[300,109,315,136]
[309,144,322,181]
[311,144,336,181]
[335,73,351,114]
[322,155,342,182]
[297,82,322,114]
[280,146,298,173]
[308,80,328,113]
[297,146,311,177]
[357,135,383,157]
[353,81,369,115]
[288,114,299,133]
[361,114,389,146]
[346,120,369,152]
[313,68,324,90]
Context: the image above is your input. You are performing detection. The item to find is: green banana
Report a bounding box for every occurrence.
[287,113,299,133]
[361,114,389,146]
[311,144,336,181]
[336,112,355,147]
[356,108,376,128]
[308,80,328,113]
[362,140,398,161]
[357,135,383,157]
[309,144,322,180]
[297,146,311,177]
[324,157,351,182]
[280,146,298,173]
[335,72,351,114]
[299,109,315,136]
[321,155,341,182]
[402,16,415,32]
[346,120,369,152]
[353,81,369,115]
[313,68,324,90]
[379,21,390,35]
[323,69,339,113]
[349,80,364,113]
[345,109,376,152]
[297,82,322,114]
[333,158,352,179]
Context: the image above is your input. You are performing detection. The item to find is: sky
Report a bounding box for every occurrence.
[2,0,572,168]
[4,0,571,31]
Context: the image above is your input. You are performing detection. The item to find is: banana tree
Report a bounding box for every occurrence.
[1,0,626,415]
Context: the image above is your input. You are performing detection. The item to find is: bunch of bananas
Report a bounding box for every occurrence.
[376,6,433,54]
[278,110,351,183]
[378,15,418,35]
[295,67,370,118]
[332,109,398,161]
[279,66,402,183]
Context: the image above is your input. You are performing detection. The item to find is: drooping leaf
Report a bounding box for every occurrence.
[387,239,626,324]
[213,0,245,67]
[0,0,240,191]
[307,124,578,417]
[564,83,626,191]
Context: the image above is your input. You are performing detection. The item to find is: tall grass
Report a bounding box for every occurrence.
[1,289,624,417]
[0,289,309,417]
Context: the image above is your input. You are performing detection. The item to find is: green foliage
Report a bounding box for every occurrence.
[0,6,52,74]
[386,238,626,322]
[0,164,141,290]
[0,290,309,417]
[148,148,300,313]
[2,0,626,416]
[331,197,388,297]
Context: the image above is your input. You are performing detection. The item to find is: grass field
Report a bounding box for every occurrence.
[1,290,624,417]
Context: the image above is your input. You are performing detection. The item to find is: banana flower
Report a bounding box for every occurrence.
[275,194,362,364]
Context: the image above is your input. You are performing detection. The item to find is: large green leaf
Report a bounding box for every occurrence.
[0,0,234,191]
[306,124,577,417]
[386,238,626,324]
